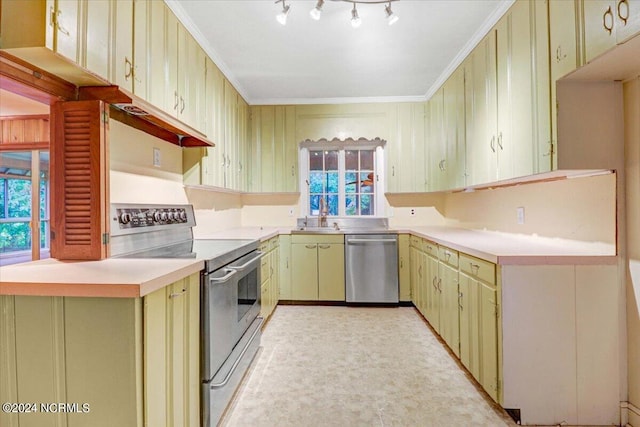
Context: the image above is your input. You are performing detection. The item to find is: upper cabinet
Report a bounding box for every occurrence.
[387,103,426,193]
[583,0,640,62]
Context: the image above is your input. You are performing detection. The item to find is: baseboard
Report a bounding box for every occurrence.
[622,400,640,427]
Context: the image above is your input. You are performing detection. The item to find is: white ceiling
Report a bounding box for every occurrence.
[168,0,513,105]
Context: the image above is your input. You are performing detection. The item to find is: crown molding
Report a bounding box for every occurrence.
[251,95,427,106]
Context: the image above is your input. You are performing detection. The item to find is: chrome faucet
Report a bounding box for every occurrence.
[319,197,328,227]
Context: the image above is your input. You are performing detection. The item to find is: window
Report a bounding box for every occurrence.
[301,139,385,217]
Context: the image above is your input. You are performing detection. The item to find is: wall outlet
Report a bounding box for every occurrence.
[288,208,294,217]
[410,208,416,216]
[516,206,525,224]
[153,147,161,167]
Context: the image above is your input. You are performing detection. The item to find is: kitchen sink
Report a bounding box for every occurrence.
[291,227,343,234]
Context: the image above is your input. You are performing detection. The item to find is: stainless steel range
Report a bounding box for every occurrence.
[110,203,263,427]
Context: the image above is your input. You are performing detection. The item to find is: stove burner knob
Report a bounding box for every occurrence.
[160,212,168,221]
[179,211,187,221]
[167,212,176,222]
[119,212,132,224]
[153,211,162,222]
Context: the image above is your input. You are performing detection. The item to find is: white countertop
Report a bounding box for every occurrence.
[0,257,204,298]
[0,225,616,298]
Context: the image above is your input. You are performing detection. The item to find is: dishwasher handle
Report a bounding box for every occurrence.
[347,238,397,244]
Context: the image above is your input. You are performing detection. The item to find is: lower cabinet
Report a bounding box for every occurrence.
[260,236,280,321]
[0,273,201,427]
[398,234,411,301]
[290,234,345,301]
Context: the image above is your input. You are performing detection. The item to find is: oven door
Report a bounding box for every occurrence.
[228,250,263,342]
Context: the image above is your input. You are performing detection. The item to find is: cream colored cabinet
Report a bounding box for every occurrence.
[409,236,420,308]
[290,235,345,301]
[583,0,640,63]
[279,235,292,299]
[46,0,83,64]
[459,253,499,402]
[425,248,440,331]
[465,31,497,187]
[249,105,298,192]
[442,66,467,189]
[398,234,411,302]
[145,274,200,427]
[202,58,226,188]
[387,103,427,192]
[438,247,460,357]
[259,237,280,321]
[0,274,200,427]
[147,0,168,110]
[427,88,446,191]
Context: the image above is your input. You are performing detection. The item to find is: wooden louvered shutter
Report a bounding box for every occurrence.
[51,100,109,260]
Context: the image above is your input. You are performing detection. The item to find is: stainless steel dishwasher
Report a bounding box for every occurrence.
[345,234,399,303]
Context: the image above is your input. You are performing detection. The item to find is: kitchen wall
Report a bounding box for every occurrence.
[625,76,640,426]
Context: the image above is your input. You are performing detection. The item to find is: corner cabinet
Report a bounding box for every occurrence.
[290,234,345,301]
[0,274,201,427]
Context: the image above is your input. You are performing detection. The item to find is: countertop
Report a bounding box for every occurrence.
[0,258,204,298]
[0,225,616,298]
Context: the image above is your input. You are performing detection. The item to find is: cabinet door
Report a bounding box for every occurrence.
[398,235,411,302]
[443,66,466,189]
[427,90,445,191]
[147,0,166,110]
[318,244,345,301]
[84,0,111,80]
[133,0,148,99]
[165,7,179,116]
[615,0,640,42]
[203,59,226,187]
[279,235,292,299]
[409,245,419,306]
[224,80,238,190]
[459,273,481,380]
[480,282,499,402]
[54,0,82,63]
[291,243,318,300]
[583,0,617,62]
[112,0,134,92]
[427,254,440,330]
[440,262,460,357]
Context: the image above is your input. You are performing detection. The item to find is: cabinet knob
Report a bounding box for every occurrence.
[618,0,629,24]
[603,6,614,34]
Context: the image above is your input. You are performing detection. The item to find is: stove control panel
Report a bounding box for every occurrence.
[110,204,196,236]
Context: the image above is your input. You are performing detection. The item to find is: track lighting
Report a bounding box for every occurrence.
[275,0,399,27]
[276,0,290,26]
[350,4,361,28]
[310,0,324,21]
[385,2,399,26]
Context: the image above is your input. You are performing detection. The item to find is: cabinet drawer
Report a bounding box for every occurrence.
[269,237,279,251]
[410,236,422,248]
[260,254,270,282]
[422,239,438,257]
[259,240,269,253]
[291,234,344,244]
[459,254,495,285]
[438,246,458,267]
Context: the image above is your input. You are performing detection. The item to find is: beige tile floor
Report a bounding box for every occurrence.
[221,306,517,427]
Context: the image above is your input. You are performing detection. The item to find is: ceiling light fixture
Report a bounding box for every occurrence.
[350,4,362,28]
[275,0,400,27]
[385,2,399,25]
[310,0,324,20]
[275,0,290,25]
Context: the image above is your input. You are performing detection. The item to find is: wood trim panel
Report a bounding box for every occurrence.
[50,100,108,260]
[0,116,49,147]
[0,51,76,103]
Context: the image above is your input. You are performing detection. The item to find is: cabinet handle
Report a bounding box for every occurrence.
[286,259,289,268]
[555,45,567,63]
[400,259,403,269]
[490,135,496,153]
[318,244,330,249]
[458,292,463,310]
[305,244,316,249]
[169,288,187,298]
[392,166,395,177]
[543,140,554,157]
[432,276,438,290]
[470,262,480,274]
[291,165,295,176]
[180,96,185,114]
[124,57,133,80]
[603,6,614,34]
[618,0,629,24]
[418,265,422,277]
[445,251,451,261]
[270,266,274,277]
[174,91,179,110]
[55,10,70,36]
[497,132,503,150]
[437,278,442,292]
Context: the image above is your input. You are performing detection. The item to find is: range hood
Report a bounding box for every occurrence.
[78,85,214,148]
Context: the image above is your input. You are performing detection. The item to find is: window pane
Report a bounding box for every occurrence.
[361,195,374,216]
[327,195,338,216]
[40,151,49,219]
[345,195,358,216]
[345,172,357,193]
[310,195,321,214]
[361,150,374,170]
[361,172,374,193]
[325,150,338,171]
[0,222,31,253]
[310,151,323,171]
[345,150,358,170]
[0,179,5,219]
[325,172,339,193]
[8,179,31,218]
[309,172,323,193]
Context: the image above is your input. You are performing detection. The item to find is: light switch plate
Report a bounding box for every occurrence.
[516,206,525,224]
[153,148,161,167]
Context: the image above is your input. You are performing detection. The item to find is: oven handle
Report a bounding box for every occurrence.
[209,268,237,283]
[210,317,264,389]
[227,251,265,271]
